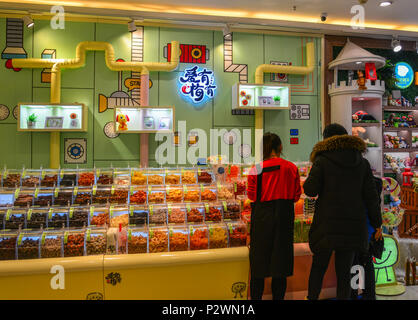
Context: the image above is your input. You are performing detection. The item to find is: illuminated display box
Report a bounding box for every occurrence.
[232,83,290,110]
[17,103,87,132]
[114,106,175,133]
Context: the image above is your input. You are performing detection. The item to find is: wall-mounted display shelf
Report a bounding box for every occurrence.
[17,103,87,132]
[232,83,290,110]
[383,106,418,112]
[114,106,175,133]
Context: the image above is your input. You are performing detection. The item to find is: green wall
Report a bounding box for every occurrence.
[0,19,322,168]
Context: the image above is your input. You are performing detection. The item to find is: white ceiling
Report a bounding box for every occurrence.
[0,0,417,38]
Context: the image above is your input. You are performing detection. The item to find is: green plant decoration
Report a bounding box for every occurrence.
[377,59,399,96]
[273,96,281,102]
[28,113,37,122]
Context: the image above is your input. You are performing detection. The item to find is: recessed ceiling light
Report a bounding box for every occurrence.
[356,61,362,64]
[380,1,393,7]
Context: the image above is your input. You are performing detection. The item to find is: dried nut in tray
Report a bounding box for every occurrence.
[86,235,106,255]
[148,175,163,185]
[41,238,62,258]
[149,231,168,253]
[64,234,84,257]
[18,239,39,259]
[128,235,147,254]
[148,192,164,204]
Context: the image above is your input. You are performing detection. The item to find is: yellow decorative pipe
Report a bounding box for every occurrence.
[12,41,180,168]
[253,41,315,162]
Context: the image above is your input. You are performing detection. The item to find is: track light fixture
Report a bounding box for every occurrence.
[128,19,137,32]
[223,23,232,37]
[391,36,402,52]
[22,15,34,28]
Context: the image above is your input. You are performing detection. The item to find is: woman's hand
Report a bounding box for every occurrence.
[374,227,383,241]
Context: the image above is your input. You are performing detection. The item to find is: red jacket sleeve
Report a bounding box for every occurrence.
[247,166,257,202]
[294,169,302,202]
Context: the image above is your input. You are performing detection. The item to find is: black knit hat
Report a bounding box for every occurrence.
[323,123,348,139]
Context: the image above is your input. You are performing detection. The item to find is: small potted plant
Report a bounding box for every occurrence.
[273,96,281,106]
[27,113,37,129]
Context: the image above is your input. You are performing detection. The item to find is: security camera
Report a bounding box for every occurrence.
[320,12,328,22]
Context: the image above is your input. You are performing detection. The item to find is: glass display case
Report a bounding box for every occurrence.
[48,207,68,229]
[208,223,228,249]
[40,230,63,258]
[146,168,165,185]
[165,168,181,185]
[113,168,130,186]
[204,202,223,223]
[165,185,183,203]
[148,226,168,253]
[92,186,111,205]
[0,189,15,207]
[26,208,47,229]
[129,186,147,205]
[64,229,85,257]
[226,221,247,247]
[89,206,109,227]
[114,106,174,133]
[18,103,87,131]
[181,168,197,184]
[69,206,88,228]
[109,205,129,228]
[232,83,290,110]
[233,179,247,197]
[197,168,214,184]
[40,169,59,187]
[21,170,41,187]
[117,226,127,255]
[217,183,234,200]
[183,185,200,202]
[131,169,147,186]
[186,203,205,224]
[85,227,107,255]
[127,227,148,254]
[128,205,148,226]
[59,170,78,187]
[109,186,129,204]
[147,186,165,204]
[169,226,189,252]
[73,187,92,206]
[148,204,167,225]
[0,230,17,260]
[33,188,54,206]
[5,208,25,229]
[78,170,95,187]
[2,170,21,188]
[96,169,113,185]
[200,184,217,202]
[14,189,34,207]
[53,187,73,206]
[222,200,241,220]
[189,224,209,250]
[17,230,41,260]
[167,204,186,224]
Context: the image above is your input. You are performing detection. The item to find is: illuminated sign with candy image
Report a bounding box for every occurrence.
[395,62,414,89]
[179,65,217,105]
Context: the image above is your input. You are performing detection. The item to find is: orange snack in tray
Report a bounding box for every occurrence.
[131,171,147,185]
[149,231,168,253]
[90,213,109,226]
[130,190,147,204]
[190,229,208,250]
[169,232,188,252]
[165,174,180,184]
[148,192,164,204]
[78,172,95,186]
[168,208,186,224]
[187,208,204,223]
[148,175,163,185]
[166,188,183,203]
[128,235,147,254]
[184,190,200,202]
[205,206,222,222]
[209,227,228,249]
[182,171,196,184]
[201,189,216,201]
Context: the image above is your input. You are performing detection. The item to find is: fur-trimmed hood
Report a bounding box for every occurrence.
[310,134,367,164]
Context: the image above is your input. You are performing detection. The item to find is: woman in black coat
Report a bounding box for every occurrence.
[303,123,382,300]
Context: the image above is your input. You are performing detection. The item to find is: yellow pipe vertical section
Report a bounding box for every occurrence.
[50,64,61,169]
[254,73,264,163]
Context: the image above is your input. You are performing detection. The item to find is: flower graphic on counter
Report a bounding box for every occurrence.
[179,65,216,104]
[105,272,122,286]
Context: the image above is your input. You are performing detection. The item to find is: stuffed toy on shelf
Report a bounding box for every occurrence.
[116,113,130,131]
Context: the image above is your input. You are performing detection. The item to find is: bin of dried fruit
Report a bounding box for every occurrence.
[68,207,88,228]
[74,188,92,205]
[197,169,213,184]
[17,231,41,260]
[113,169,130,186]
[226,165,240,182]
[4,210,25,229]
[131,170,147,185]
[21,175,40,187]
[3,173,21,188]
[208,223,228,249]
[147,174,164,185]
[183,185,200,202]
[86,228,107,255]
[189,225,209,250]
[92,187,111,204]
[96,170,113,185]
[34,189,54,206]
[53,189,73,206]
[40,171,58,187]
[148,227,168,253]
[165,173,180,185]
[233,179,247,196]
[110,206,129,228]
[226,221,247,247]
[148,205,167,225]
[222,200,241,220]
[169,227,188,252]
[109,188,129,204]
[200,186,217,202]
[0,231,17,260]
[217,184,234,200]
[148,187,165,204]
[64,230,85,257]
[48,208,68,228]
[40,231,63,258]
[130,188,147,205]
[89,207,109,227]
[59,173,77,187]
[14,191,34,207]
[186,204,204,223]
[168,205,186,224]
[26,209,47,229]
[128,206,148,226]
[78,172,95,186]
[204,203,223,222]
[181,169,197,184]
[127,227,148,254]
[166,186,183,203]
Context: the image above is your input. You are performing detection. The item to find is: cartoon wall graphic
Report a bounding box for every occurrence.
[223,32,253,116]
[40,49,56,83]
[2,18,27,60]
[12,106,18,120]
[103,122,119,139]
[0,105,10,121]
[64,138,87,164]
[270,61,290,82]
[164,43,209,64]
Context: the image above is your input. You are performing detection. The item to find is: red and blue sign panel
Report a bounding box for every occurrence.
[167,44,208,64]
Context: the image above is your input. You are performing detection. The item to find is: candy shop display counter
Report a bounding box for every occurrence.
[0,247,249,300]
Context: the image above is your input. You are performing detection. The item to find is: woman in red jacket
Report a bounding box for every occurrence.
[247,132,302,300]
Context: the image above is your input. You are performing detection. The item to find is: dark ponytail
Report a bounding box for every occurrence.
[263,132,282,160]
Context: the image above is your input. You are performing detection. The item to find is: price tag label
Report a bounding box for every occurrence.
[186,204,191,213]
[149,205,153,216]
[110,205,114,218]
[200,184,204,193]
[64,231,68,244]
[96,169,100,177]
[41,233,46,245]
[148,186,152,193]
[14,188,20,199]
[130,206,134,216]
[48,208,53,220]
[111,185,115,195]
[234,183,237,193]
[209,226,213,236]
[27,209,32,221]
[149,229,154,238]
[73,187,78,196]
[166,186,170,195]
[18,233,23,246]
[169,228,173,238]
[2,170,7,179]
[228,223,233,234]
[92,185,97,196]
[204,203,209,214]
[183,185,188,194]
[168,204,172,215]
[217,182,221,191]
[128,229,132,241]
[189,226,194,236]
[41,171,46,179]
[69,207,74,218]
[90,206,95,218]
[60,170,64,179]
[130,186,134,195]
[223,201,227,212]
[22,169,27,178]
[34,188,39,198]
[54,188,59,197]
[198,168,201,176]
[6,209,11,221]
[86,229,91,242]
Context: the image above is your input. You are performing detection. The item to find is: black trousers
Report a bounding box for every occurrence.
[250,277,287,300]
[307,249,355,300]
[351,248,376,300]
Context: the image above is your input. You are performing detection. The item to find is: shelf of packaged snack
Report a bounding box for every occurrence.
[383,106,418,112]
[383,127,418,132]
[352,122,380,127]
[383,148,418,153]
